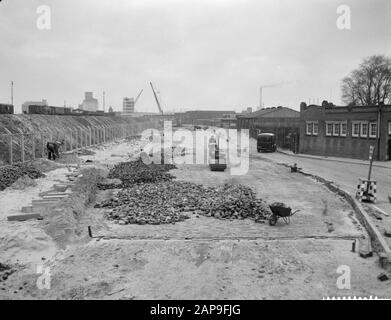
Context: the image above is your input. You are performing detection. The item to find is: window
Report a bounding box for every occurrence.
[360,122,368,137]
[313,121,318,136]
[388,122,391,135]
[369,123,377,138]
[333,122,340,136]
[325,122,333,136]
[306,122,313,135]
[352,122,360,137]
[340,122,347,137]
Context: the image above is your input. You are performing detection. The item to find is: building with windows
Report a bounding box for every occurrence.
[123,97,135,115]
[299,102,391,161]
[79,92,99,112]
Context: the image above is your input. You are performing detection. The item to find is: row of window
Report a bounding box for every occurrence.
[306,121,379,138]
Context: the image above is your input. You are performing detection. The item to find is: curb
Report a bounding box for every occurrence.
[279,163,391,264]
[277,150,391,170]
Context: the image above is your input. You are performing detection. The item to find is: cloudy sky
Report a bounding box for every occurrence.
[0,0,390,113]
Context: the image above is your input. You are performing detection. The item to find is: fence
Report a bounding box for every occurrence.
[0,123,144,166]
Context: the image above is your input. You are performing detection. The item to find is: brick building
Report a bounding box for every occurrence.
[299,102,391,161]
[236,106,300,151]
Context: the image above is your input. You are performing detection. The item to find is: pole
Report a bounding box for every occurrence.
[365,145,375,196]
[11,81,14,106]
[103,91,106,112]
[259,87,262,110]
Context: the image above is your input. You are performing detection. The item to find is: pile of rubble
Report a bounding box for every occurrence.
[0,164,45,191]
[95,181,271,225]
[98,159,177,189]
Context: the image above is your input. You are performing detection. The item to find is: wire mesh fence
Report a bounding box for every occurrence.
[0,123,138,166]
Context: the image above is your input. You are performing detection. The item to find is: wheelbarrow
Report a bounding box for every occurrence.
[268,204,300,226]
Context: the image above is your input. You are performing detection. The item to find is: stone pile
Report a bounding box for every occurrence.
[0,164,45,191]
[95,181,271,225]
[98,159,177,189]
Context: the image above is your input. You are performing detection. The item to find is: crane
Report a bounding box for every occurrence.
[134,89,143,107]
[150,82,164,115]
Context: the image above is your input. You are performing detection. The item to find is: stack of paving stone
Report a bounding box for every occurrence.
[96,181,271,225]
[0,163,45,191]
[98,159,177,189]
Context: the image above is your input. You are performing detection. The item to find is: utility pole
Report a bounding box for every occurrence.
[11,81,14,105]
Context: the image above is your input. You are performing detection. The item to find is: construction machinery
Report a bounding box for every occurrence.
[150,82,164,116]
[134,89,143,107]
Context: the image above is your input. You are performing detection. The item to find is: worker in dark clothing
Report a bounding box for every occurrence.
[47,140,63,161]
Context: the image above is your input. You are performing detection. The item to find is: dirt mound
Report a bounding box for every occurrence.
[32,158,63,172]
[10,175,38,190]
[75,149,96,156]
[56,153,81,165]
[96,181,271,225]
[0,164,45,191]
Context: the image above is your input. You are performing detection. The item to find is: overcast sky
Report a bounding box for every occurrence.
[0,0,390,113]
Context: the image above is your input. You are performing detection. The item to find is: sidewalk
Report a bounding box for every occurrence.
[277,149,391,170]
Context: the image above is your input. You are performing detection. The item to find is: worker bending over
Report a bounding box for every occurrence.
[47,140,64,161]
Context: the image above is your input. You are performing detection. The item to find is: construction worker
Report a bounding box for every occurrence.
[47,140,63,161]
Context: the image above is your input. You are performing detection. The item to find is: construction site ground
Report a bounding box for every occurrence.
[0,136,390,300]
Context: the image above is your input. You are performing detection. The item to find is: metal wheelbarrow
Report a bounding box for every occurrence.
[268,204,300,226]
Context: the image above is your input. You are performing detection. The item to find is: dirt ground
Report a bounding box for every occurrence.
[0,136,390,300]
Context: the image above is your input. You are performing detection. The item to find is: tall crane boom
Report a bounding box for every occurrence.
[134,89,143,106]
[150,82,163,115]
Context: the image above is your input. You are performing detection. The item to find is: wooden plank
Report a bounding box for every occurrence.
[8,214,43,222]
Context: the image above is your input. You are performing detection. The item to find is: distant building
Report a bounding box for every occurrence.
[79,92,99,112]
[22,99,48,114]
[300,102,391,161]
[237,106,300,151]
[108,106,114,113]
[123,97,135,115]
[175,110,236,126]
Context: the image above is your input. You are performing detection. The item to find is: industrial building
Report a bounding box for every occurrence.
[79,92,99,112]
[123,97,135,115]
[236,106,300,151]
[174,110,236,127]
[299,102,391,161]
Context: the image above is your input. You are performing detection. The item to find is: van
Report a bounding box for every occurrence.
[257,133,277,152]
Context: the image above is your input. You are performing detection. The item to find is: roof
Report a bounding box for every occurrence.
[239,106,299,119]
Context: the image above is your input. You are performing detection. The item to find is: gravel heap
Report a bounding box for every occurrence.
[98,159,177,189]
[0,164,45,191]
[95,181,271,225]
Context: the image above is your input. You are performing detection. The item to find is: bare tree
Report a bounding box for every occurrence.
[341,55,391,106]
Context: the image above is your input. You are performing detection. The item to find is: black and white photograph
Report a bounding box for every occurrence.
[0,0,391,307]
